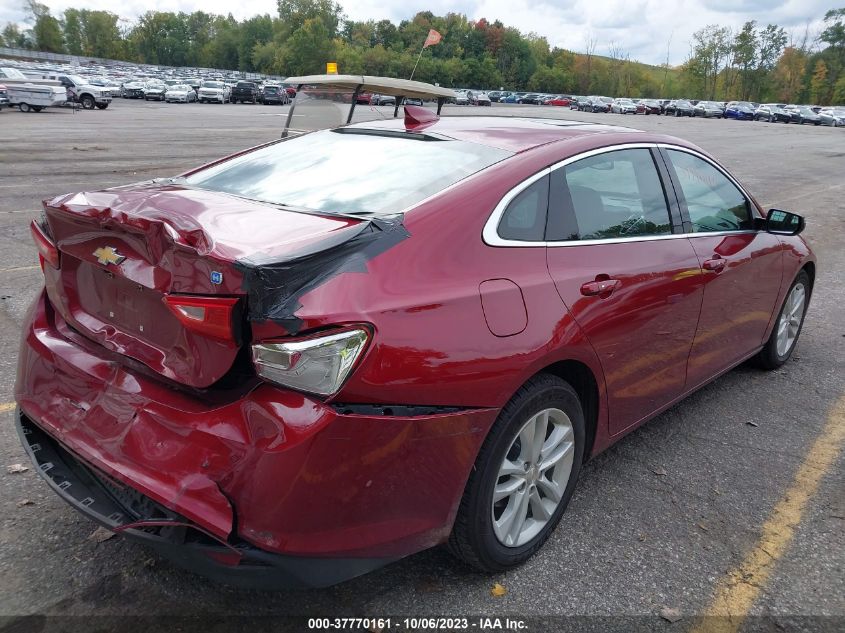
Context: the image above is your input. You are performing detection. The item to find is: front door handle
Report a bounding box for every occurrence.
[703,256,726,272]
[580,278,621,297]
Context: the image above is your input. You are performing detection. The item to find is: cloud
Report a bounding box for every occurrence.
[1,0,834,65]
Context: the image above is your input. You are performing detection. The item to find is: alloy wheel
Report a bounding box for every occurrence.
[492,408,575,547]
[776,282,805,357]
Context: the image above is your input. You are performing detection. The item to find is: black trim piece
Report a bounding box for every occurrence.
[235,216,410,333]
[16,410,397,588]
[331,403,469,417]
[650,147,686,234]
[331,127,446,141]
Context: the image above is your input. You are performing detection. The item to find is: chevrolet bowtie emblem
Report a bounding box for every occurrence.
[93,246,126,266]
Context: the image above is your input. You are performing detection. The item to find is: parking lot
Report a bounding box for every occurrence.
[0,100,843,631]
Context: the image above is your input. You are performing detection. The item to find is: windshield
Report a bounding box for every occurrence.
[1,67,27,79]
[169,85,189,91]
[203,81,223,88]
[186,129,512,215]
[67,75,86,84]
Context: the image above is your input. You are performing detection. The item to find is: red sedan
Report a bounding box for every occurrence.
[546,96,572,107]
[16,113,814,587]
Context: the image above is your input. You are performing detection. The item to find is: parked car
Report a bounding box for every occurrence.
[49,73,112,109]
[792,105,822,125]
[585,96,611,112]
[370,94,396,106]
[724,101,755,120]
[474,92,492,106]
[518,93,543,105]
[501,92,522,104]
[818,107,845,127]
[755,103,795,123]
[546,95,572,107]
[665,99,695,117]
[356,92,372,104]
[198,80,230,104]
[610,98,637,114]
[231,81,260,104]
[17,116,814,588]
[143,81,166,101]
[0,83,8,111]
[488,91,510,102]
[260,84,290,105]
[403,97,423,106]
[119,80,141,98]
[165,84,198,103]
[693,101,724,118]
[636,99,662,115]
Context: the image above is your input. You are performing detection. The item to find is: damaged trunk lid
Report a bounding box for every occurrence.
[41,183,366,388]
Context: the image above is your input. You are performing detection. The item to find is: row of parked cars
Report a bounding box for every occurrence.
[473,91,844,127]
[118,78,296,104]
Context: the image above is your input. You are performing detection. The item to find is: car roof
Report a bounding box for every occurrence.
[346,116,651,152]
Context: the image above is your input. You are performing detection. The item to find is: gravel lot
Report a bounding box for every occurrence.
[0,100,843,631]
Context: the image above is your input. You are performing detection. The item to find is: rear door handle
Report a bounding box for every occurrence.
[580,279,621,297]
[703,256,726,272]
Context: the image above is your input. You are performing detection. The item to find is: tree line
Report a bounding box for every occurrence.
[2,1,843,104]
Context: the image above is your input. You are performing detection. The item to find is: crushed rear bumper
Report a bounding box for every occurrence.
[16,409,394,588]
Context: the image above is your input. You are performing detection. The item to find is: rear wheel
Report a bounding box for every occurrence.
[31,106,43,112]
[448,374,585,572]
[755,271,809,369]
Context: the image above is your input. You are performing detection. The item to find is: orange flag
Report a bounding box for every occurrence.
[423,29,442,48]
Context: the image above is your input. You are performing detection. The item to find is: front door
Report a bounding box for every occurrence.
[660,148,784,389]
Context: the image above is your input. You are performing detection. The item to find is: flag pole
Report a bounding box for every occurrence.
[409,42,426,81]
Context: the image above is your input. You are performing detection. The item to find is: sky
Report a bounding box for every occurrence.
[0,0,834,65]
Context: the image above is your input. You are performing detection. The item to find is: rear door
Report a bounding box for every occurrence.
[544,147,705,435]
[659,148,783,389]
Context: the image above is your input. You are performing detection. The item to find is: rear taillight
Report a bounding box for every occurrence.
[163,295,239,342]
[30,220,59,270]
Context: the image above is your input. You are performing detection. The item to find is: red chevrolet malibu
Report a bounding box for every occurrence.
[16,113,814,587]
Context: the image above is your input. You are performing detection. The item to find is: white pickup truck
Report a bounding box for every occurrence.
[46,73,113,110]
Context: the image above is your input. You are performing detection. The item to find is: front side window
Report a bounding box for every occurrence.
[546,148,672,241]
[665,150,751,233]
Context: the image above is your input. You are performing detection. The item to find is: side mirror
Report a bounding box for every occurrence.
[765,208,805,236]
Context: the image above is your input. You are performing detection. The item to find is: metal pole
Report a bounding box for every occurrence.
[393,95,404,118]
[346,84,363,124]
[281,83,303,138]
[437,97,444,115]
[409,43,426,81]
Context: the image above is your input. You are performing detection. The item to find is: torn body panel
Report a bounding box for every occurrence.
[15,291,497,559]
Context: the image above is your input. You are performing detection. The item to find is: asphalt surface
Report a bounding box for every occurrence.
[0,99,843,632]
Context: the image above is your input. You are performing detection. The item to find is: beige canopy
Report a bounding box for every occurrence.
[280,74,456,137]
[283,74,456,100]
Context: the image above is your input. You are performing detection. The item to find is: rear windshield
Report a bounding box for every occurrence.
[185,129,512,215]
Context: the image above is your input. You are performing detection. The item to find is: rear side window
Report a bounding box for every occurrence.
[547,148,672,241]
[497,175,549,241]
[665,150,751,233]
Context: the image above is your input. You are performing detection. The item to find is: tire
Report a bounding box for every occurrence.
[448,373,585,572]
[96,103,108,110]
[754,270,810,370]
[32,106,43,112]
[19,103,30,113]
[81,95,95,109]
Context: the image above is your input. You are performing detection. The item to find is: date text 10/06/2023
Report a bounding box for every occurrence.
[307,617,528,630]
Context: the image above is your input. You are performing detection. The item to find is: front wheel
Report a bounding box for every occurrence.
[81,95,95,109]
[755,271,810,370]
[448,374,585,572]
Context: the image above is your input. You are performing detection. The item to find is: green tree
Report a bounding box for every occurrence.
[277,0,342,38]
[278,18,335,75]
[810,59,829,104]
[25,0,63,53]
